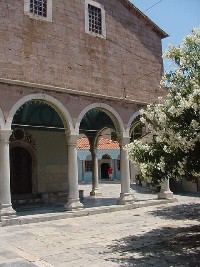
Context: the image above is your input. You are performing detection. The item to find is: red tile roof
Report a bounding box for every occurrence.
[77,137,120,150]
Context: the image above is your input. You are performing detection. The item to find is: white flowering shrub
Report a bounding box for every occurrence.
[125,28,200,185]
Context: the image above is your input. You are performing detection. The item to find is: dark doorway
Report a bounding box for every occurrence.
[10,147,32,194]
[101,163,109,179]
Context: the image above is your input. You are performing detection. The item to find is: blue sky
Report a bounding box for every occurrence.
[130,0,200,71]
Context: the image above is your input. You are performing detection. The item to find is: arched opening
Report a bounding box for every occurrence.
[130,116,144,142]
[77,132,120,184]
[78,106,122,195]
[79,107,121,146]
[9,98,71,205]
[10,147,32,194]
[129,115,147,186]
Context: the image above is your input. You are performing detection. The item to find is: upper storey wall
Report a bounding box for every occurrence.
[0,0,166,103]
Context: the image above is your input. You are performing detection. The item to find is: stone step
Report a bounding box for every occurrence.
[2,198,178,227]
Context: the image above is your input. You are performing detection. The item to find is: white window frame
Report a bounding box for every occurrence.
[85,0,106,39]
[24,0,52,22]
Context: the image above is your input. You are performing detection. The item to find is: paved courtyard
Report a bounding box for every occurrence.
[0,184,199,267]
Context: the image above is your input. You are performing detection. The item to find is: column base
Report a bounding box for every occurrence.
[64,199,84,211]
[0,205,16,219]
[90,188,102,197]
[158,190,174,199]
[117,193,135,205]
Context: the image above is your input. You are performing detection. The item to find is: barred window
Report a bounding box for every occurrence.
[24,0,52,22]
[85,161,92,172]
[85,0,106,38]
[30,0,47,17]
[88,4,102,35]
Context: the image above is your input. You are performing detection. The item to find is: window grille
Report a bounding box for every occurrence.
[88,4,102,34]
[85,161,92,172]
[30,0,47,17]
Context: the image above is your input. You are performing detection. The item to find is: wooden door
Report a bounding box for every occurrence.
[10,147,32,194]
[101,163,109,179]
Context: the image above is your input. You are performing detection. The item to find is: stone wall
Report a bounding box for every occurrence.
[31,131,68,194]
[0,82,144,128]
[182,180,198,193]
[0,0,166,104]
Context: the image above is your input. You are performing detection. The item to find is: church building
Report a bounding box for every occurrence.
[0,0,168,220]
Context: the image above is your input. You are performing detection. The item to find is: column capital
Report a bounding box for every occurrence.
[0,129,12,142]
[66,134,79,145]
[119,136,130,146]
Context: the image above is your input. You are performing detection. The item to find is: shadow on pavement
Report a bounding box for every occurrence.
[131,184,158,195]
[148,203,200,221]
[106,225,200,267]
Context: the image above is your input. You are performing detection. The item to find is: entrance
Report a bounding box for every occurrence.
[10,147,32,194]
[101,163,109,179]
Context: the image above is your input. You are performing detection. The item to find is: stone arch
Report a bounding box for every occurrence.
[93,127,108,148]
[4,94,74,133]
[75,103,125,136]
[0,107,5,128]
[126,111,141,133]
[127,111,147,141]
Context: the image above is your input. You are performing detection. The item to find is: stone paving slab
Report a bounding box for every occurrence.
[0,191,199,266]
[2,199,177,227]
[1,183,177,226]
[0,183,199,266]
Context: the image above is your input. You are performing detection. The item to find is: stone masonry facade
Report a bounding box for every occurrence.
[0,1,170,217]
[0,0,166,105]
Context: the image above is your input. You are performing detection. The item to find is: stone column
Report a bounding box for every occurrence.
[158,178,174,199]
[0,129,16,219]
[64,134,83,211]
[118,137,135,205]
[90,148,102,196]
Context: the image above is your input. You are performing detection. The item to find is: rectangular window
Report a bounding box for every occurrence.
[85,161,92,172]
[117,160,120,171]
[88,4,102,35]
[85,0,106,38]
[24,0,52,22]
[30,0,47,17]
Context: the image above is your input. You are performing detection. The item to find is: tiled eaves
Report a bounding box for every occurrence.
[77,137,120,150]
